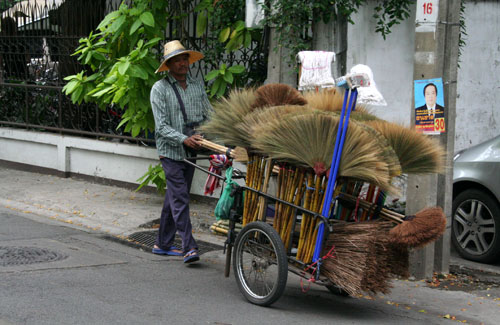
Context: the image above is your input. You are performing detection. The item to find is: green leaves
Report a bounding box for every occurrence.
[204,69,219,81]
[63,0,168,142]
[60,0,267,195]
[372,0,413,39]
[136,163,166,195]
[194,0,214,37]
[228,65,245,74]
[97,10,120,31]
[219,27,231,42]
[205,64,246,98]
[223,71,234,84]
[139,11,154,27]
[118,60,130,75]
[130,19,142,35]
[220,20,253,52]
[196,11,208,36]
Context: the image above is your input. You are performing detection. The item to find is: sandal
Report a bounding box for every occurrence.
[183,249,200,263]
[152,246,183,256]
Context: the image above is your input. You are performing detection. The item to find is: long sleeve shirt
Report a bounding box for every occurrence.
[150,73,212,160]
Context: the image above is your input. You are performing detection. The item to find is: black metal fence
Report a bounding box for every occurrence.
[0,0,267,143]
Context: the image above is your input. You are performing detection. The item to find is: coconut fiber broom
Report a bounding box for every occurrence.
[337,192,447,248]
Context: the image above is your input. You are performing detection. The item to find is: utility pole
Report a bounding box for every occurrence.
[408,0,461,278]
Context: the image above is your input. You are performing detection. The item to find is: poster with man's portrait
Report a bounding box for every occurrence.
[414,78,446,134]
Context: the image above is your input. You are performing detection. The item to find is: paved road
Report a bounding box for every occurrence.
[1,207,499,325]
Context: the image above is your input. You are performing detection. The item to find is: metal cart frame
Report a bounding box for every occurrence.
[184,156,344,306]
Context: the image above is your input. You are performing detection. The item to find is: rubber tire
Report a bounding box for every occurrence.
[326,284,350,297]
[233,221,288,306]
[452,188,500,263]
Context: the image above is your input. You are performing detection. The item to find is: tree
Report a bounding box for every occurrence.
[0,0,24,12]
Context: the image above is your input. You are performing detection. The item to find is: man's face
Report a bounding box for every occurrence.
[424,85,437,107]
[166,54,190,77]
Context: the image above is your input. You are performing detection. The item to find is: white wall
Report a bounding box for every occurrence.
[455,0,500,151]
[0,127,217,197]
[347,1,500,152]
[347,2,416,126]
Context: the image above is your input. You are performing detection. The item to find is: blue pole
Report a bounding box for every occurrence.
[324,89,350,203]
[312,88,358,262]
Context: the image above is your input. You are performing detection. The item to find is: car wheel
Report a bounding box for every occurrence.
[452,188,500,263]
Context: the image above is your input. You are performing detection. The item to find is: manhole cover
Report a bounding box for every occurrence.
[127,231,223,253]
[0,246,68,267]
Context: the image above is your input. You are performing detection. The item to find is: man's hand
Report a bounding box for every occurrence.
[183,134,203,150]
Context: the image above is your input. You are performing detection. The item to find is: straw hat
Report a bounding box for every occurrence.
[155,40,204,73]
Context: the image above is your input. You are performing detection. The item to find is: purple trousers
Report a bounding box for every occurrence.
[155,157,198,253]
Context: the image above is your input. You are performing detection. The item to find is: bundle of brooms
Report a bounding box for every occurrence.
[200,85,446,296]
[320,220,409,296]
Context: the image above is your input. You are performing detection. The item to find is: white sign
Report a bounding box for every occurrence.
[416,0,439,32]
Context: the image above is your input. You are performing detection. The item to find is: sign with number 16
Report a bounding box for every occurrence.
[416,0,439,32]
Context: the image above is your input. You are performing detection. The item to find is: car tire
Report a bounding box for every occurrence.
[452,188,500,263]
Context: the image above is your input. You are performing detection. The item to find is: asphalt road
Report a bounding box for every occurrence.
[1,207,498,325]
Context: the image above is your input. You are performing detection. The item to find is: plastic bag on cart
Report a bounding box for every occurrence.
[215,167,237,220]
[349,64,387,106]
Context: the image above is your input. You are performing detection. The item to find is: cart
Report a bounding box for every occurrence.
[183,67,448,306]
[184,75,377,306]
[184,156,345,306]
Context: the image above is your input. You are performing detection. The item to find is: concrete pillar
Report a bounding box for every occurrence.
[265,28,297,87]
[408,0,461,278]
[312,18,347,78]
[57,139,70,177]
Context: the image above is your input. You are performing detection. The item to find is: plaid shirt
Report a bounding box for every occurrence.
[150,73,212,160]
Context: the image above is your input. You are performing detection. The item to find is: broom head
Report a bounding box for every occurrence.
[251,83,307,109]
[389,206,447,248]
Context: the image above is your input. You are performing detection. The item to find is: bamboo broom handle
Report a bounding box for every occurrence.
[282,168,303,246]
[199,139,281,173]
[277,167,291,235]
[242,154,255,225]
[249,157,264,223]
[256,158,274,222]
[210,225,229,235]
[199,139,234,156]
[274,167,285,232]
[281,167,299,239]
[274,166,284,231]
[297,173,314,261]
[301,175,321,262]
[284,170,306,249]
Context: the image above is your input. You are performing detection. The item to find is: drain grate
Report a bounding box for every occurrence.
[127,230,223,253]
[0,246,68,267]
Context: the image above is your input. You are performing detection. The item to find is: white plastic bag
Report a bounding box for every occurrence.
[350,64,387,106]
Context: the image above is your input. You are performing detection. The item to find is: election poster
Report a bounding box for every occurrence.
[414,78,446,135]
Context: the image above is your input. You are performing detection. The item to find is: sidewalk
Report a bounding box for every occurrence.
[0,165,222,246]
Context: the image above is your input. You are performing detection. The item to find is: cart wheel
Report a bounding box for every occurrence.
[326,284,350,297]
[233,221,288,306]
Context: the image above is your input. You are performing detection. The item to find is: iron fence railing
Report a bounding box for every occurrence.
[0,0,267,144]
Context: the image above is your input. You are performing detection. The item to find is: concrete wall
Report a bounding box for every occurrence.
[455,1,500,151]
[0,127,216,197]
[347,2,416,126]
[347,1,500,152]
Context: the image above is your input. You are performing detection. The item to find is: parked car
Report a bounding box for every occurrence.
[452,135,500,263]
